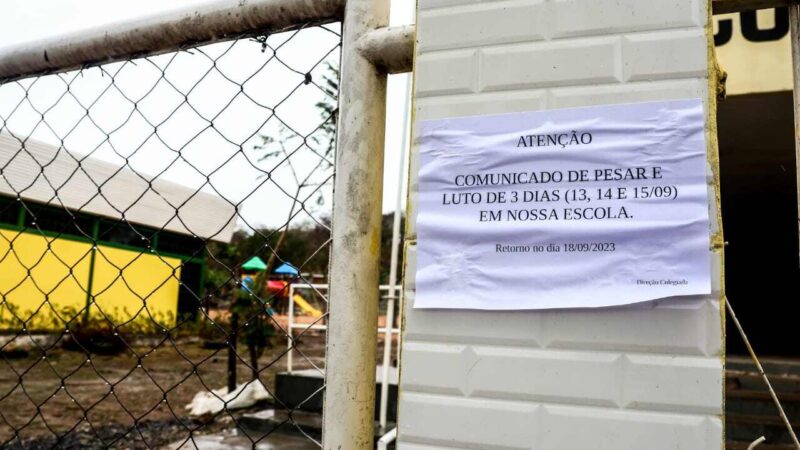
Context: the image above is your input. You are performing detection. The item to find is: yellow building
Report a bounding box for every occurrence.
[0,133,235,331]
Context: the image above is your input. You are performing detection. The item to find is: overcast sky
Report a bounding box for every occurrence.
[0,0,415,231]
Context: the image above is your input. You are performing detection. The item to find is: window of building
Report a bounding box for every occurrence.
[177,260,203,321]
[0,195,20,226]
[24,202,94,238]
[97,219,157,250]
[157,231,205,257]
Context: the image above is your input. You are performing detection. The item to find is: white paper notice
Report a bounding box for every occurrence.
[415,99,712,310]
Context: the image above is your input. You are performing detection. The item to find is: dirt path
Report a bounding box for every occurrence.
[0,333,327,449]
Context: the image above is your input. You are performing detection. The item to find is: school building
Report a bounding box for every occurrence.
[0,132,236,330]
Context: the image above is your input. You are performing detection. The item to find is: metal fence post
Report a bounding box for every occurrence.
[288,284,295,373]
[227,312,239,393]
[379,72,412,431]
[322,0,389,448]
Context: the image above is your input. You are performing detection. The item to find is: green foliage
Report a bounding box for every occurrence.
[314,61,339,159]
[205,211,402,296]
[0,302,182,356]
[0,303,175,336]
[199,61,405,378]
[223,62,341,379]
[62,316,127,355]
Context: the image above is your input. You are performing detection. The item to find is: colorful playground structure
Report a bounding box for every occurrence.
[240,256,323,318]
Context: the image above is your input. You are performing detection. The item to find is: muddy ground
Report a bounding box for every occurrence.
[0,330,330,449]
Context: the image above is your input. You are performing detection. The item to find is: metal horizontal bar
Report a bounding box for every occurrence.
[377,327,401,334]
[288,323,400,334]
[359,25,414,75]
[290,324,327,330]
[292,283,399,290]
[0,0,344,82]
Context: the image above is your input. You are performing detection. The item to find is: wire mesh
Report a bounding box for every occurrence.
[0,22,341,449]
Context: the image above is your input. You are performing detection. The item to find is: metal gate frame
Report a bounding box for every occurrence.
[0,0,797,448]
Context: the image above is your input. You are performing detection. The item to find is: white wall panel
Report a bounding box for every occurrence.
[399,0,724,448]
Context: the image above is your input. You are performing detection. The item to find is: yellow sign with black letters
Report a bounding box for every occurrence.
[714,8,792,95]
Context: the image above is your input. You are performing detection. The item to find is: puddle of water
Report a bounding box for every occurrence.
[165,429,319,450]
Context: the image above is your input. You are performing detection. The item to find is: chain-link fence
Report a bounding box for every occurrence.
[0,20,342,449]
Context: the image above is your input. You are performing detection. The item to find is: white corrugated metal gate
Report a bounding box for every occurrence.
[398,0,725,448]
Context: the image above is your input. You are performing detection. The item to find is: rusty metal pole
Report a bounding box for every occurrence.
[322,0,389,447]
